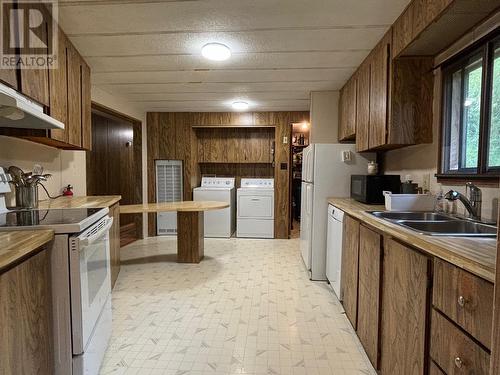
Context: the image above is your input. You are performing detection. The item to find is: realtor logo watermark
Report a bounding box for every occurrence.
[1,0,58,69]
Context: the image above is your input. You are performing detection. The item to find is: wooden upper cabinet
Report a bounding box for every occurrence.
[368,30,391,150]
[81,60,92,151]
[49,27,68,144]
[355,62,370,152]
[19,3,50,106]
[392,0,453,57]
[380,238,430,375]
[0,7,18,89]
[66,43,82,148]
[357,225,382,369]
[338,77,357,141]
[340,215,360,329]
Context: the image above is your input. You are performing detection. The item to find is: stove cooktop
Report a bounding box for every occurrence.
[0,207,108,234]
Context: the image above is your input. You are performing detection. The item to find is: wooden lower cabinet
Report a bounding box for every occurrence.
[432,258,493,349]
[109,203,121,288]
[357,225,382,369]
[0,248,53,375]
[431,309,490,375]
[340,215,360,329]
[380,238,430,375]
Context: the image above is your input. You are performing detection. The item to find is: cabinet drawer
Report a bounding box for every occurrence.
[432,258,493,348]
[430,309,490,375]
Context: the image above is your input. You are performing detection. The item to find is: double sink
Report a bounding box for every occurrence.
[368,211,497,237]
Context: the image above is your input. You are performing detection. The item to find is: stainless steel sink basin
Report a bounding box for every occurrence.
[397,220,497,237]
[369,211,452,221]
[368,210,497,237]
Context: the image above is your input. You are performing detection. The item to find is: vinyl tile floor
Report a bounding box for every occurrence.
[99,237,376,375]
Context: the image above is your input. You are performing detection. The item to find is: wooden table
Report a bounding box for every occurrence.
[120,201,229,263]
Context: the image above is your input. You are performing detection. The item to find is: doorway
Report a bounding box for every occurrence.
[86,103,143,246]
[289,121,310,239]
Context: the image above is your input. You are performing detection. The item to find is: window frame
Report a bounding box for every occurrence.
[438,30,500,181]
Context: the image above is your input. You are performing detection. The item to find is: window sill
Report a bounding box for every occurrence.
[435,173,500,187]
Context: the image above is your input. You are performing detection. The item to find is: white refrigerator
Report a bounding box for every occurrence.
[300,144,375,281]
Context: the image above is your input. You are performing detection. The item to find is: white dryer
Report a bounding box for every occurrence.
[237,178,274,239]
[193,177,235,238]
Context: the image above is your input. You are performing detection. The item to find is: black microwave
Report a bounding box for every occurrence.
[350,175,401,204]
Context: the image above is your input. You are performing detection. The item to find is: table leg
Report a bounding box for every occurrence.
[177,211,204,263]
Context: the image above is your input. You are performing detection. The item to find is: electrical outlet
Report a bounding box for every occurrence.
[283,136,288,144]
[341,150,352,162]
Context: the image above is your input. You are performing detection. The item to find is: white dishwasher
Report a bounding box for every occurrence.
[326,204,345,300]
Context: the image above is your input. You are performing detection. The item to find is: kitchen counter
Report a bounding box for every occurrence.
[328,197,497,283]
[38,195,121,209]
[0,230,54,273]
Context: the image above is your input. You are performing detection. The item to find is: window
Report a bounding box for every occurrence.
[441,32,500,178]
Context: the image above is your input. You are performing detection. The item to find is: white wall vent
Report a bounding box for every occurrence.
[155,160,183,235]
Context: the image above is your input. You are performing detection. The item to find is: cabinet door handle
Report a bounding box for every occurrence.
[457,295,466,307]
[454,357,464,368]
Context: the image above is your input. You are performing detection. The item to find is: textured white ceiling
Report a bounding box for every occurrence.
[58,0,410,112]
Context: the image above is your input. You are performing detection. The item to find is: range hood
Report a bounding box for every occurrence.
[0,83,64,130]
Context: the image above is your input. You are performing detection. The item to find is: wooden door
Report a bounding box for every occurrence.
[19,3,50,106]
[489,210,500,375]
[340,215,360,329]
[356,62,370,152]
[357,225,382,369]
[369,30,391,150]
[380,238,430,375]
[66,43,82,148]
[0,249,53,375]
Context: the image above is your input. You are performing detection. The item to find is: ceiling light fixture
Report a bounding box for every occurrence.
[201,43,231,61]
[232,101,249,111]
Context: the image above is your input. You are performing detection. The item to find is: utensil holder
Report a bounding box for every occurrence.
[15,185,39,208]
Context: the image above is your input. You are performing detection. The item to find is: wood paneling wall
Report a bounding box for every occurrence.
[147,111,309,239]
[87,109,143,240]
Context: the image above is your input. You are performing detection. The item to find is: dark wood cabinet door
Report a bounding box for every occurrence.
[81,61,92,150]
[0,249,53,375]
[339,77,356,141]
[369,30,391,150]
[355,62,370,152]
[49,27,68,144]
[19,3,50,106]
[340,215,360,329]
[380,238,430,375]
[66,43,82,148]
[357,225,382,369]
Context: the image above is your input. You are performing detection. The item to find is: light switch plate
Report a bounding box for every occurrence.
[283,136,288,144]
[341,150,352,162]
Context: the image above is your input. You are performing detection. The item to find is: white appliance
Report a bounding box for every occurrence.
[0,174,112,375]
[300,144,374,280]
[193,177,235,238]
[70,215,113,375]
[237,178,274,239]
[156,160,183,235]
[0,82,64,129]
[326,204,344,298]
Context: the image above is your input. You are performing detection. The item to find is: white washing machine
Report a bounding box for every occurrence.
[193,177,235,238]
[237,178,274,239]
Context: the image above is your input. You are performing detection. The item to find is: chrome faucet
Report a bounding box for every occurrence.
[444,182,482,221]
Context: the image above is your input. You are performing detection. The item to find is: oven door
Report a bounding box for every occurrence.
[69,216,113,355]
